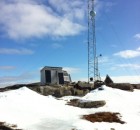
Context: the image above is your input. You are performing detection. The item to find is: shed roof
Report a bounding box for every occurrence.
[40,66,63,71]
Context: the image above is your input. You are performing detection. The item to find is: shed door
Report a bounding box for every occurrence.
[58,73,64,84]
[45,70,51,83]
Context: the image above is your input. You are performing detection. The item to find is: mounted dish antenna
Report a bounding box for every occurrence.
[90,10,96,17]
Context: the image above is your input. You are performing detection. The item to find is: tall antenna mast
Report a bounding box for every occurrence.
[88,0,100,82]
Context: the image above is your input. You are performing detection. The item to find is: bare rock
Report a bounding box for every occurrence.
[132,84,140,89]
[67,99,106,108]
[104,75,113,85]
[107,83,134,92]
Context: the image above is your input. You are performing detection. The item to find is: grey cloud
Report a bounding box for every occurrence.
[0,48,34,55]
[0,71,39,87]
[0,66,16,70]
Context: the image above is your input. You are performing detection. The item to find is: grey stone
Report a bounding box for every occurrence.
[104,75,113,85]
[108,83,134,92]
[132,84,140,89]
[68,99,106,108]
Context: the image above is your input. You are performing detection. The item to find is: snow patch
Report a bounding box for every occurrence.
[0,86,140,130]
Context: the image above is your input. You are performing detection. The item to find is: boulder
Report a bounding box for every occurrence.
[132,84,140,89]
[2,83,91,97]
[74,82,92,90]
[94,80,104,89]
[43,86,55,96]
[79,100,106,108]
[104,75,113,85]
[32,86,89,98]
[74,89,85,96]
[53,87,72,97]
[107,83,134,92]
[67,99,106,108]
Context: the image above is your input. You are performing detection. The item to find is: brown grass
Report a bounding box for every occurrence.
[83,112,125,124]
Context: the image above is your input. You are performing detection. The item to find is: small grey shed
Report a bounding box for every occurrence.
[40,66,71,85]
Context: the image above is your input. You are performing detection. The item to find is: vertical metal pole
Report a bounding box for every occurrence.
[88,0,97,82]
[88,0,90,83]
[92,0,96,82]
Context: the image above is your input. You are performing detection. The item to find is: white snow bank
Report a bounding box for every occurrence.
[0,86,140,130]
[0,87,84,130]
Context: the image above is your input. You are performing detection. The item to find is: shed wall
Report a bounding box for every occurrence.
[40,67,71,85]
[41,70,46,85]
[51,70,58,84]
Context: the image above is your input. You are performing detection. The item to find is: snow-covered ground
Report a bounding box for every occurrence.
[0,86,140,130]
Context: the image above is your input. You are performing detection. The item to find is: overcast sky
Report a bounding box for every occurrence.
[0,0,140,87]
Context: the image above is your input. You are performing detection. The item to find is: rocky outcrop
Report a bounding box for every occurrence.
[132,84,140,89]
[104,75,113,85]
[0,122,22,130]
[94,80,104,89]
[67,99,106,108]
[104,75,135,92]
[29,85,90,98]
[74,81,104,90]
[0,83,90,97]
[74,81,93,90]
[0,83,40,92]
[107,83,134,92]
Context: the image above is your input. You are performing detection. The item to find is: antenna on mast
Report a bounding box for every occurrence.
[87,0,101,82]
